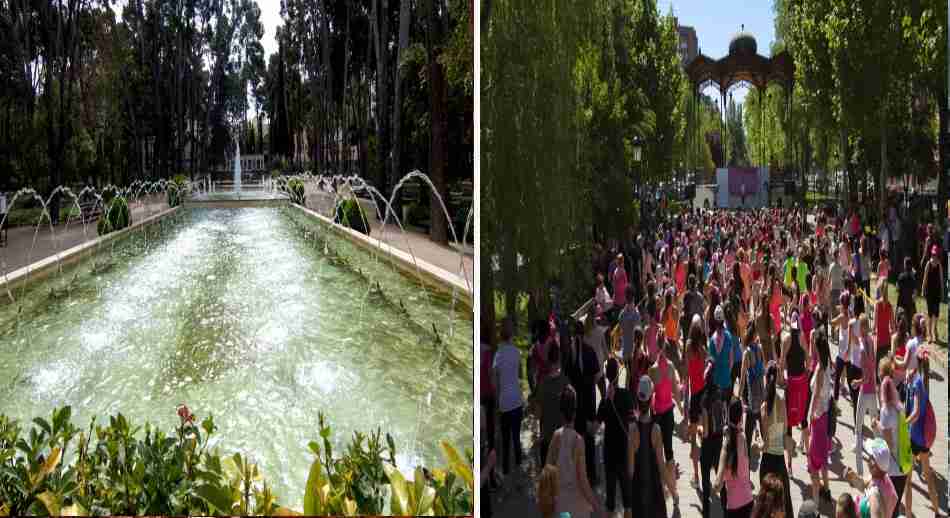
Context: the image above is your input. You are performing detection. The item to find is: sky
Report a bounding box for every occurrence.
[258,0,281,59]
[659,0,778,105]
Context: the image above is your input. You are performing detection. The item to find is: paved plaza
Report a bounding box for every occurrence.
[489,343,948,518]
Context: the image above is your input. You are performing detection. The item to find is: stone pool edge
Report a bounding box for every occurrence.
[292,203,474,311]
[0,206,180,300]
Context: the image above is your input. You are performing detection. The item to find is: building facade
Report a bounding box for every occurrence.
[675,19,698,65]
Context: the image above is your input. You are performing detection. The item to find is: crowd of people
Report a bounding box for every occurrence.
[481,204,945,518]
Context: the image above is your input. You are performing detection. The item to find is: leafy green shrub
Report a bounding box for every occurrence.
[97,196,130,236]
[0,406,473,516]
[167,174,189,207]
[286,178,305,205]
[334,199,370,235]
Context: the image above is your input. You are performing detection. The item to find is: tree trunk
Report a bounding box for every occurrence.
[371,0,390,192]
[428,55,449,244]
[392,0,411,190]
[939,98,948,216]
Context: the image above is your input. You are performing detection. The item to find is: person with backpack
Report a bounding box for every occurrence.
[904,351,940,515]
[542,385,602,518]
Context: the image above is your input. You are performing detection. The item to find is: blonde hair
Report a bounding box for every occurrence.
[537,463,559,518]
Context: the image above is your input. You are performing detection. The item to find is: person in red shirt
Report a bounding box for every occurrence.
[874,281,895,363]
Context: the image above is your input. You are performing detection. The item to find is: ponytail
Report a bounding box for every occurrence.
[765,363,778,417]
[726,399,742,475]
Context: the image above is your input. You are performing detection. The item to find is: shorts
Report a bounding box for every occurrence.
[689,388,705,424]
[654,407,675,462]
[927,297,940,318]
[911,441,929,456]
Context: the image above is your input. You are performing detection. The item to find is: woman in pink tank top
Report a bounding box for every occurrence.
[714,399,754,517]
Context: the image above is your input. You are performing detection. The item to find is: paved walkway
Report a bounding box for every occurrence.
[489,344,948,518]
[304,191,473,290]
[0,198,170,274]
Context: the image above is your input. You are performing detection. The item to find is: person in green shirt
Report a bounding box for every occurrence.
[784,250,796,289]
[796,253,810,294]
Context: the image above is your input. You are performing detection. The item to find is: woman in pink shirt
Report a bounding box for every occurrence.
[611,254,627,308]
[852,315,878,478]
[714,400,754,518]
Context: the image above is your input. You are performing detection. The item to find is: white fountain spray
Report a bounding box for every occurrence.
[233,134,242,194]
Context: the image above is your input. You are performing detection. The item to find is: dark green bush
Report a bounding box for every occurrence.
[97,196,130,236]
[287,178,305,205]
[167,174,188,207]
[334,199,370,235]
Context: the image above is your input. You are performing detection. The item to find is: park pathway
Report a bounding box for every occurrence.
[489,346,948,518]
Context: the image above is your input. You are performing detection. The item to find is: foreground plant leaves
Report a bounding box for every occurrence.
[0,406,472,515]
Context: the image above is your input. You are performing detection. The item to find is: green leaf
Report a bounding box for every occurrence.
[36,491,61,516]
[307,440,320,457]
[342,498,357,516]
[383,463,408,515]
[417,485,436,516]
[439,441,473,491]
[60,502,88,516]
[302,456,324,515]
[33,417,52,436]
[194,483,235,514]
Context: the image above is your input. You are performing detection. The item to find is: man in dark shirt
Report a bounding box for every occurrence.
[537,343,570,466]
[567,320,601,485]
[597,358,634,515]
[897,256,917,319]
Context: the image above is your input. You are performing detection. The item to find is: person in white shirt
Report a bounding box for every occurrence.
[493,318,524,475]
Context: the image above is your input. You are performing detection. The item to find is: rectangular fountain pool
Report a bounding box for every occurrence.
[0,207,473,507]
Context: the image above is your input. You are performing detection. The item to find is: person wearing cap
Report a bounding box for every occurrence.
[842,438,899,518]
[921,245,943,344]
[631,374,677,518]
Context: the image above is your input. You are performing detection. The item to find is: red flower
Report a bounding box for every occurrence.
[177,404,195,425]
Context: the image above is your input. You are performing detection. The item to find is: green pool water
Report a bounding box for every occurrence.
[0,207,473,507]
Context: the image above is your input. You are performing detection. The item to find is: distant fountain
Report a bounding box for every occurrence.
[233,135,242,194]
